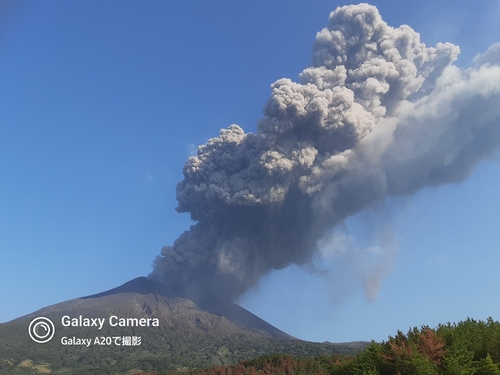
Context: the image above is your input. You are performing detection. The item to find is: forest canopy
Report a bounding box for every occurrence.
[152,317,500,375]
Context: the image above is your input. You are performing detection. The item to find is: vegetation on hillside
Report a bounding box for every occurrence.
[143,317,500,375]
[0,317,364,375]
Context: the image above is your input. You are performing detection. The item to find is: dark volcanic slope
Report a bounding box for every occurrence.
[27,276,292,339]
[0,277,366,375]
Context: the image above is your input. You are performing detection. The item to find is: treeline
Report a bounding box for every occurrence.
[141,317,500,375]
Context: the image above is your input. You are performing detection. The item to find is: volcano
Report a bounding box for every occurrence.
[0,277,366,375]
[30,277,293,340]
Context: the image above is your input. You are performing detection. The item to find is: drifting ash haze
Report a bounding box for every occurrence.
[151,4,500,306]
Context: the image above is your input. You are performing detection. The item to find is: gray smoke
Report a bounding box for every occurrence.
[150,3,500,306]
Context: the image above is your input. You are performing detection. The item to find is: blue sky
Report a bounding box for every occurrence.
[1,0,500,343]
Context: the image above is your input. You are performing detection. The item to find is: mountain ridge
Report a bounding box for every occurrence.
[18,276,293,340]
[0,277,368,375]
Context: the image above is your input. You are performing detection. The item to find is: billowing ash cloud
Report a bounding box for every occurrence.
[150,3,500,306]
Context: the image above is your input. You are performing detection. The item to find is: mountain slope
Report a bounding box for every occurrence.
[0,277,367,375]
[23,277,292,340]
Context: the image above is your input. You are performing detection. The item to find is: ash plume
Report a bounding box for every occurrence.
[150,3,500,306]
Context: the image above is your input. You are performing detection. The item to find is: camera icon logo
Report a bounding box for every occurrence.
[28,317,55,344]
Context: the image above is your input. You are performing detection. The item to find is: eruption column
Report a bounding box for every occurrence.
[150,4,500,306]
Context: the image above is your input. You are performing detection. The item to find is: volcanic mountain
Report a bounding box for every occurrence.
[0,277,366,375]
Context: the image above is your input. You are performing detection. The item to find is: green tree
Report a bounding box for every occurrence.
[476,353,500,375]
[442,347,475,375]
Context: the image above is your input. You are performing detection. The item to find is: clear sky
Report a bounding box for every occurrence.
[1,0,499,343]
